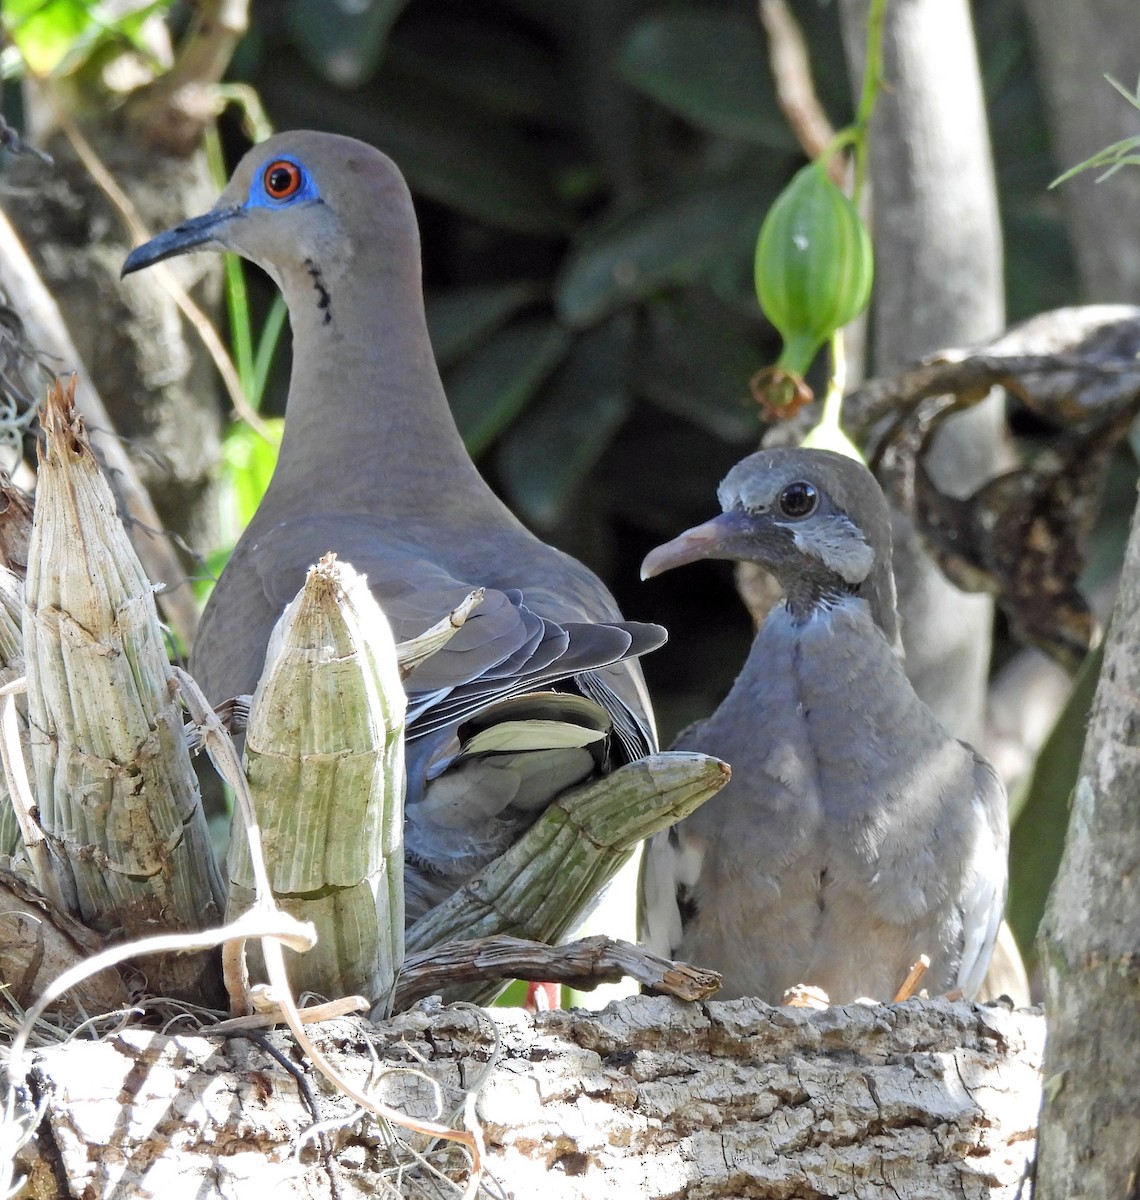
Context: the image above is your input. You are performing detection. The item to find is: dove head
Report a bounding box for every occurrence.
[642,448,901,641]
[121,131,421,312]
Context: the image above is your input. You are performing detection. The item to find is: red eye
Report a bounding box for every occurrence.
[264,159,302,199]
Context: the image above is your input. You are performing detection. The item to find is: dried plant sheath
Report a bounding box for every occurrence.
[228,555,406,1003]
[404,751,729,1003]
[0,563,26,857]
[24,381,224,1002]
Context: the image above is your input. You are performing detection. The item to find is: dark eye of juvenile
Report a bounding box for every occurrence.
[779,481,818,518]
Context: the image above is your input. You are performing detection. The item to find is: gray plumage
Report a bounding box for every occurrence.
[639,448,1008,1003]
[122,131,663,920]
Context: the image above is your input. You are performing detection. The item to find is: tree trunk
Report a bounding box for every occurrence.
[2,109,224,560]
[839,0,1006,745]
[10,995,1042,1199]
[1035,479,1140,1198]
[1022,0,1140,303]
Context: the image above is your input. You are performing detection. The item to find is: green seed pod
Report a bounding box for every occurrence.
[754,163,874,377]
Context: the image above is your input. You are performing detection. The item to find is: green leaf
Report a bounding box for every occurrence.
[427,282,544,371]
[633,292,768,443]
[286,0,410,87]
[198,418,285,603]
[1007,644,1102,959]
[498,320,634,530]
[446,319,570,457]
[556,173,783,327]
[1002,209,1078,323]
[3,0,172,76]
[250,296,288,411]
[615,12,796,148]
[387,15,567,125]
[221,419,284,536]
[258,69,576,235]
[4,0,92,75]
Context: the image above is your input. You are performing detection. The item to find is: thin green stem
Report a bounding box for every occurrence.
[204,128,255,400]
[814,0,886,460]
[851,0,887,203]
[250,296,288,411]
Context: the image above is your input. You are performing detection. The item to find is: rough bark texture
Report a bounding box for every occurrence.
[1035,478,1140,1198]
[2,119,223,554]
[9,995,1043,1199]
[1022,0,1140,303]
[839,0,1006,745]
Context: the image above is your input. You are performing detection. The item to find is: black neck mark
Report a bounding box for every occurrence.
[304,258,333,326]
[783,576,858,624]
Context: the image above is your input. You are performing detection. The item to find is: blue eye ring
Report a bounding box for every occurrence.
[263,158,304,200]
[247,155,320,209]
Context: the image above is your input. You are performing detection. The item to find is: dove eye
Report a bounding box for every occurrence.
[263,159,304,200]
[778,481,818,519]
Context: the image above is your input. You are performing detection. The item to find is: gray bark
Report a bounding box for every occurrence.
[1035,480,1140,1198]
[1022,0,1140,302]
[839,0,1006,744]
[2,119,224,559]
[9,995,1043,1199]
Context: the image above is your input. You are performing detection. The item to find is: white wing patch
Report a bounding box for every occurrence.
[955,790,1009,999]
[639,828,705,959]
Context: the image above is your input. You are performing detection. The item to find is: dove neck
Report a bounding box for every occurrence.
[267,254,500,521]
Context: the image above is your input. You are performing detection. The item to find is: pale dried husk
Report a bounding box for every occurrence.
[23,381,224,1003]
[227,554,406,1003]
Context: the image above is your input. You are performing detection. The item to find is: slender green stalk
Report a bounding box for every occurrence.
[204,129,255,399]
[250,295,287,409]
[851,0,888,201]
[814,0,887,455]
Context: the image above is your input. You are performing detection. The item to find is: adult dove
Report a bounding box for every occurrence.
[122,131,664,920]
[638,448,1008,1002]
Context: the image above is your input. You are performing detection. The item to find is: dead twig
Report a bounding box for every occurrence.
[394,934,722,1010]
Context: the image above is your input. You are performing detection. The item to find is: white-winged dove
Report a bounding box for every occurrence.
[122,131,664,920]
[639,448,1009,1003]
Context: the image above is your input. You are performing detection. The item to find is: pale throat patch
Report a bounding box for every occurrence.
[783,514,874,583]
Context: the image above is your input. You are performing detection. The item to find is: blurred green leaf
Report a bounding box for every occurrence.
[498,320,634,530]
[1007,643,1102,958]
[113,1,169,49]
[599,403,748,539]
[198,418,285,602]
[5,0,94,75]
[1002,208,1079,322]
[258,69,575,235]
[286,0,410,87]
[221,418,284,536]
[633,291,768,443]
[556,174,782,327]
[427,282,544,371]
[447,319,570,456]
[615,12,796,148]
[388,15,567,125]
[4,0,170,76]
[250,296,288,411]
